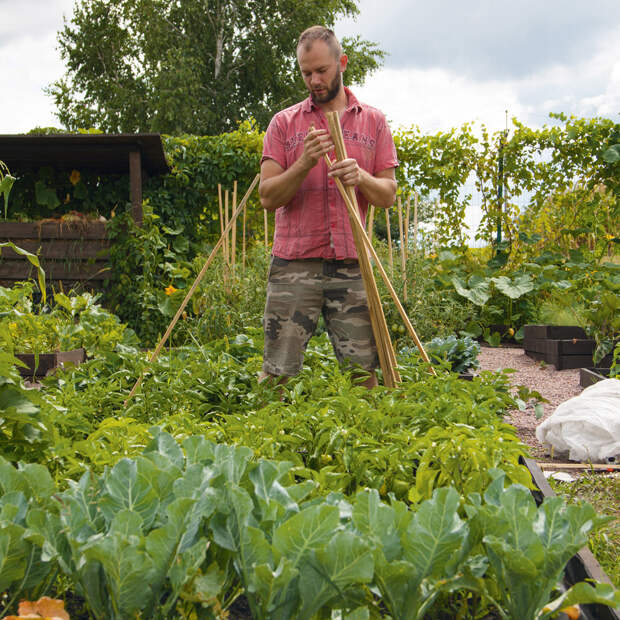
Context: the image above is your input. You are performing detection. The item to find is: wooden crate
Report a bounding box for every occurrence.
[0,221,110,289]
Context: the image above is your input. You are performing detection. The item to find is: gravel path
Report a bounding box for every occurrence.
[476,345,583,460]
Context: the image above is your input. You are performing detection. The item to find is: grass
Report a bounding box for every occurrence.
[550,472,620,588]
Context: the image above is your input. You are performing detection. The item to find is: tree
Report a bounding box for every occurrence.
[47,0,385,135]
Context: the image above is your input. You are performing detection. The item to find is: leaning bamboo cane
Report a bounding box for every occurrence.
[326,168,435,373]
[264,209,269,253]
[325,112,400,386]
[124,174,260,405]
[367,204,375,242]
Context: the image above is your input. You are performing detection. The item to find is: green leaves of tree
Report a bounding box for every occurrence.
[49,0,384,134]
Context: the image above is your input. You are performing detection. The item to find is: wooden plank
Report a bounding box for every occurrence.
[0,221,108,240]
[524,337,547,354]
[580,367,610,387]
[15,348,86,377]
[129,149,143,226]
[537,462,620,471]
[0,240,110,260]
[523,324,587,340]
[552,353,612,370]
[0,260,111,280]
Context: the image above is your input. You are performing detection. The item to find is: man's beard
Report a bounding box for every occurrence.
[311,72,342,104]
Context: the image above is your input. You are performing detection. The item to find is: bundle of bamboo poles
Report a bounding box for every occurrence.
[324,113,435,381]
[325,111,401,387]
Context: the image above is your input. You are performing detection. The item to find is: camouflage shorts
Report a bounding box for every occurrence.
[262,257,378,376]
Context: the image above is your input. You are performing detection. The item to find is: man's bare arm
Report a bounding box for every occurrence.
[259,129,333,211]
[328,160,396,208]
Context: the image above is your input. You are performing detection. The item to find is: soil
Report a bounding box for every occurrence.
[476,343,584,461]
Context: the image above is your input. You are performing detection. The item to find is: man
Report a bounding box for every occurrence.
[259,25,397,388]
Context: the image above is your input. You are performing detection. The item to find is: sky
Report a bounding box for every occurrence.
[1,0,619,136]
[2,0,618,241]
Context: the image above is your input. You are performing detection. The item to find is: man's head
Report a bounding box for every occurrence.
[297,26,347,105]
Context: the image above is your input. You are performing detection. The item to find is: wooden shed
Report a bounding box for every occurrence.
[0,133,169,289]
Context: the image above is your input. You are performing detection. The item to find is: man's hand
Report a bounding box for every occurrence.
[328,158,362,187]
[300,128,334,169]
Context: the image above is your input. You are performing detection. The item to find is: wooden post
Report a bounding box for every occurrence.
[129,150,142,226]
[386,208,393,276]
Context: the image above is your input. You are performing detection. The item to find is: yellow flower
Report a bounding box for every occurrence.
[165,284,177,296]
[69,169,81,186]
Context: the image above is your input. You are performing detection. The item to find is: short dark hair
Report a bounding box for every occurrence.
[297,26,342,59]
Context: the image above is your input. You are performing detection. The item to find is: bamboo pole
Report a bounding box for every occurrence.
[367,204,375,243]
[397,195,407,302]
[224,189,230,265]
[413,192,419,255]
[124,174,260,405]
[242,189,247,274]
[403,193,411,302]
[264,209,269,253]
[385,208,393,276]
[404,193,411,261]
[231,181,237,275]
[326,168,435,374]
[326,112,400,387]
[412,191,419,294]
[218,183,224,249]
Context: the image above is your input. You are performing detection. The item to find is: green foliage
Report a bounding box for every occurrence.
[0,285,138,356]
[421,334,481,373]
[1,435,618,619]
[0,160,16,220]
[393,115,619,253]
[48,0,383,135]
[465,472,619,619]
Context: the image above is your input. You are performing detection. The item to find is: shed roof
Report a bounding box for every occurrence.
[0,133,170,175]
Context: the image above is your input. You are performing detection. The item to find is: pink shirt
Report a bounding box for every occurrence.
[261,87,398,260]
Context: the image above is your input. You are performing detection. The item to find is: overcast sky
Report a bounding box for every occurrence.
[1,0,619,135]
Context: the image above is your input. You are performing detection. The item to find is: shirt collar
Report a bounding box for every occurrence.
[302,86,363,113]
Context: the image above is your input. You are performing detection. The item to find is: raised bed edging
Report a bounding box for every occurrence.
[15,348,86,377]
[0,220,110,287]
[580,367,612,388]
[521,456,620,620]
[523,324,616,370]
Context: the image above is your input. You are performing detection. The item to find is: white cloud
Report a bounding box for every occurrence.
[0,0,74,133]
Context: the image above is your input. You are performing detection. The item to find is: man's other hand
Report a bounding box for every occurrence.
[328,157,362,187]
